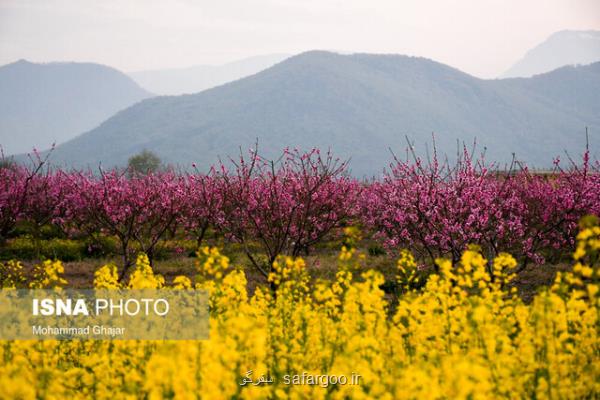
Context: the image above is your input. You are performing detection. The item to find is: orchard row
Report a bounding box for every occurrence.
[2,148,599,277]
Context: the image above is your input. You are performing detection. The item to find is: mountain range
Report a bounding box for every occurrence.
[34,51,600,176]
[0,60,151,154]
[502,30,600,78]
[128,54,290,96]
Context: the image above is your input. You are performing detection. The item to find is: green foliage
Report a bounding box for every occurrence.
[368,244,386,256]
[127,150,162,176]
[579,214,600,230]
[0,237,86,261]
[84,235,119,258]
[12,222,65,240]
[0,234,200,262]
[148,239,198,260]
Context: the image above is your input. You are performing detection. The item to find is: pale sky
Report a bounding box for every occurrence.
[0,0,599,78]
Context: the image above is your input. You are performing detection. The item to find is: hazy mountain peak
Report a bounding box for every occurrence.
[38,51,600,175]
[13,59,32,65]
[1,59,36,71]
[502,30,600,78]
[0,60,152,155]
[128,53,291,95]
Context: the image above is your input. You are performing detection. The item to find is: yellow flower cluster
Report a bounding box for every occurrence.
[127,254,165,289]
[343,226,363,249]
[396,248,419,290]
[29,259,68,289]
[0,259,25,288]
[554,224,599,300]
[93,254,165,289]
[0,231,598,399]
[94,263,120,289]
[196,246,231,282]
[268,257,307,287]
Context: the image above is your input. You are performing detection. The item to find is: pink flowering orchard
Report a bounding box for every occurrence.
[1,148,599,277]
[62,170,185,277]
[213,148,360,277]
[360,149,600,266]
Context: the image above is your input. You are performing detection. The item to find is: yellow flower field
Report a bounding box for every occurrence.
[0,227,598,400]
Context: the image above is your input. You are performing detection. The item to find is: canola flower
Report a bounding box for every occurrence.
[0,230,598,400]
[396,248,419,291]
[29,259,68,289]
